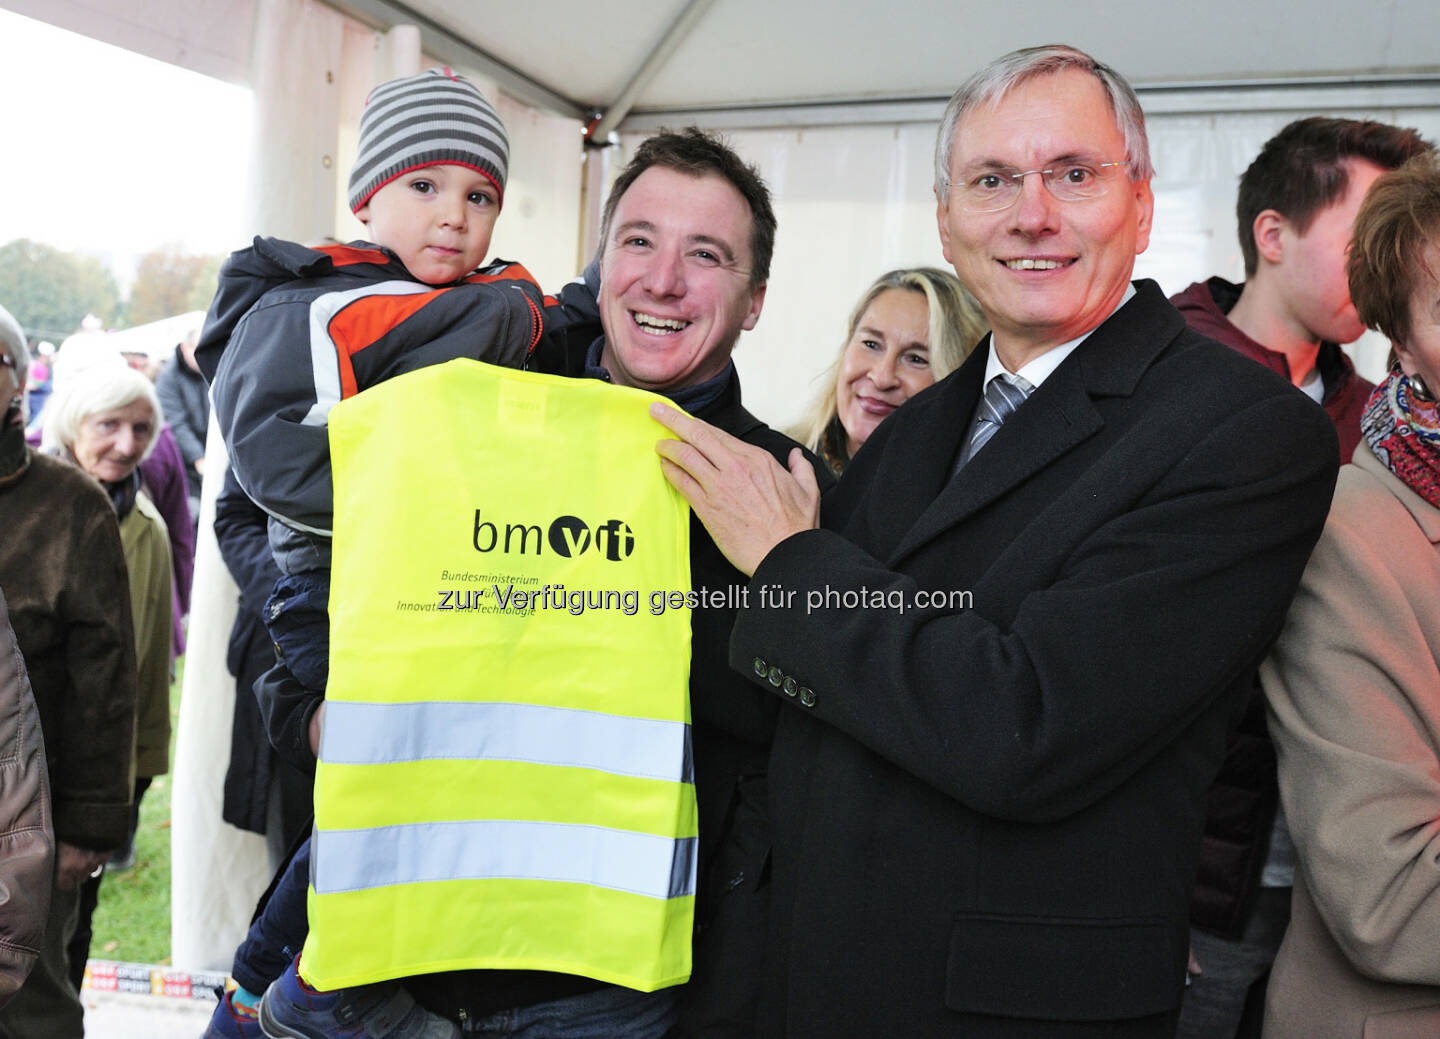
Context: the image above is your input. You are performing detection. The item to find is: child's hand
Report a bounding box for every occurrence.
[308,701,326,757]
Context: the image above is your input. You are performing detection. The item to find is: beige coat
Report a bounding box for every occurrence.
[121,493,173,779]
[1262,443,1440,1038]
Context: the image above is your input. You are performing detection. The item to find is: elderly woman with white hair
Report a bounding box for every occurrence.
[44,336,195,665]
[40,362,174,994]
[0,306,135,1038]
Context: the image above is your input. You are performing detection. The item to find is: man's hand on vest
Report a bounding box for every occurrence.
[651,402,820,576]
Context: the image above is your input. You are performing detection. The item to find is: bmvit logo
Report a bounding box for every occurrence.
[472,509,634,560]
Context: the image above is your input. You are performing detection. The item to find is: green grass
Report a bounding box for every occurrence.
[89,667,181,965]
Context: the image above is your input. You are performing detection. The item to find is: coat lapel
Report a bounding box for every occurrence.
[886,281,1185,565]
[848,348,983,560]
[888,359,1102,564]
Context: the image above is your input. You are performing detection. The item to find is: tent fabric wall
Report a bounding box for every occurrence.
[622,101,1440,433]
[170,418,270,970]
[484,95,587,293]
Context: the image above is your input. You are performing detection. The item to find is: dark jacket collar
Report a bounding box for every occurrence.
[1175,276,1360,405]
[875,280,1180,562]
[0,424,28,487]
[583,336,737,414]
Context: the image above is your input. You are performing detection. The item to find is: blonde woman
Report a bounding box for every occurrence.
[795,267,986,476]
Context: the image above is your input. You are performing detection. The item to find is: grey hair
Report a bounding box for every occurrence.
[41,362,163,467]
[933,44,1153,194]
[0,304,28,382]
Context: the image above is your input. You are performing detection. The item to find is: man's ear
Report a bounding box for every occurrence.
[1251,210,1287,266]
[741,281,767,332]
[1132,179,1155,256]
[936,189,954,267]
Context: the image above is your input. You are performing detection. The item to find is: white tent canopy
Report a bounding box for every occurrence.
[6,0,1440,969]
[10,0,1439,421]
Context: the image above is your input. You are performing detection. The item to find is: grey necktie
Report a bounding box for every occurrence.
[954,373,1033,474]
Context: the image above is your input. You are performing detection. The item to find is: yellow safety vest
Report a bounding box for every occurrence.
[301,359,695,992]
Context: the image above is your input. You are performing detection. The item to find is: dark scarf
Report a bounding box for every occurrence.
[104,469,141,520]
[1361,366,1440,508]
[582,337,734,413]
[0,421,29,488]
[47,444,141,519]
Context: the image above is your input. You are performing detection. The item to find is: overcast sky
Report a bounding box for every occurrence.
[0,8,252,268]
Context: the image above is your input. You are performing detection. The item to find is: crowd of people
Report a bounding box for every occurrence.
[0,39,1438,1039]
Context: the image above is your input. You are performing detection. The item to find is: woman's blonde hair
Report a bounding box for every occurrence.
[794,267,986,474]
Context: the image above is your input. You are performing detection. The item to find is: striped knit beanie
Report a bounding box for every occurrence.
[348,68,509,213]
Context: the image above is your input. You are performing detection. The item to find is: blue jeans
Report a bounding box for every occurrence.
[233,835,312,995]
[237,839,677,1039]
[462,984,678,1038]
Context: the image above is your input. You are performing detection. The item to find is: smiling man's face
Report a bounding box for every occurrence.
[599,165,766,393]
[937,67,1153,369]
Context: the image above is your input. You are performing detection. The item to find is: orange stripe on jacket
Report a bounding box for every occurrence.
[326,291,446,398]
[318,244,392,267]
[465,262,538,287]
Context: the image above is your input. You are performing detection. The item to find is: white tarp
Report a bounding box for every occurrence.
[170,415,269,970]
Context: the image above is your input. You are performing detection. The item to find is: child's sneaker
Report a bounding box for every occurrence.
[257,956,458,1039]
[204,987,263,1038]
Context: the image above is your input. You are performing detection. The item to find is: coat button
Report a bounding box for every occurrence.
[767,666,784,687]
[782,676,798,697]
[752,657,767,677]
[799,687,816,707]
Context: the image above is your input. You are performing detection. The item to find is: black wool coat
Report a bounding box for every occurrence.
[728,281,1339,1038]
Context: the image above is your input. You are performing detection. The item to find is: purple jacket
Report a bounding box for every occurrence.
[139,426,195,657]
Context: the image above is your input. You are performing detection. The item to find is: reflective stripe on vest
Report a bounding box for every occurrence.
[321,700,694,783]
[302,360,694,993]
[313,819,697,901]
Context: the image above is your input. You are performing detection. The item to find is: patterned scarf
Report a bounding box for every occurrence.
[1361,366,1440,508]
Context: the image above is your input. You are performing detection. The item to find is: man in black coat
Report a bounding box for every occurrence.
[654,46,1338,1037]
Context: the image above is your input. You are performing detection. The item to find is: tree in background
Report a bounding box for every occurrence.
[0,239,121,341]
[127,245,224,326]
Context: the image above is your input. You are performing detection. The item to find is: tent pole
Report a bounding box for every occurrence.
[587,0,718,142]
